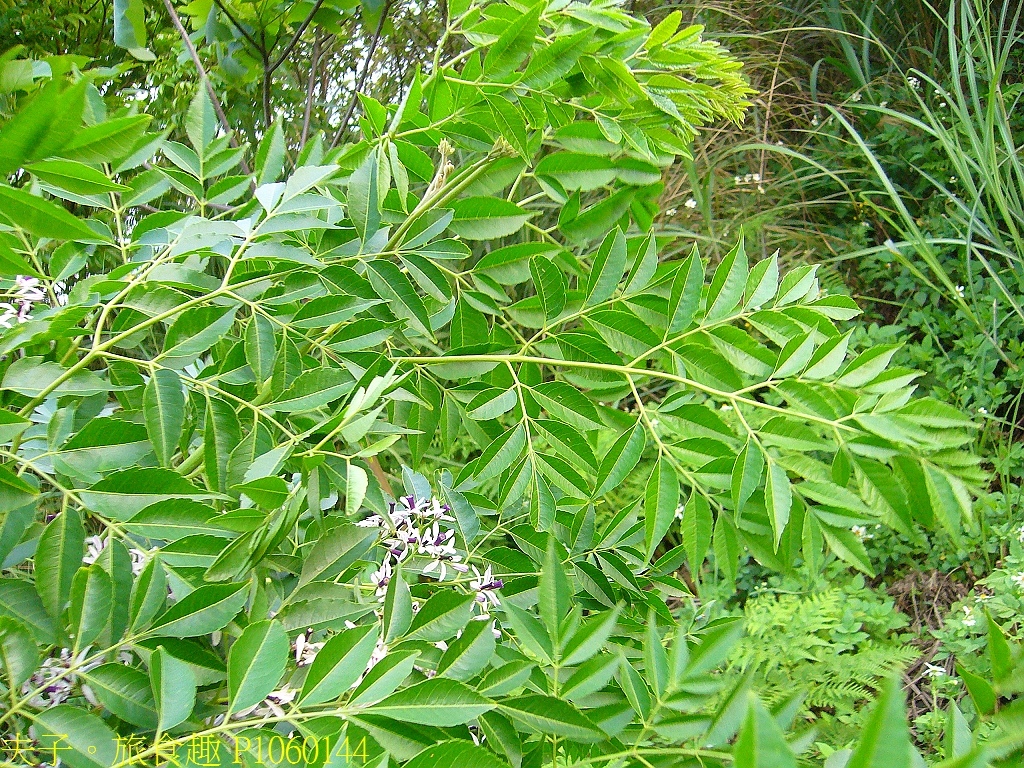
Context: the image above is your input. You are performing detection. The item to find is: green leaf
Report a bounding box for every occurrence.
[33,705,118,768]
[129,555,167,631]
[764,463,791,549]
[0,184,104,242]
[186,87,217,154]
[159,306,237,368]
[561,606,621,666]
[232,476,289,509]
[271,367,355,413]
[484,4,541,77]
[351,649,420,706]
[85,663,158,729]
[437,617,496,680]
[644,457,679,558]
[475,424,528,483]
[204,396,240,494]
[530,255,566,320]
[450,197,532,240]
[382,564,413,642]
[0,578,56,644]
[498,695,604,741]
[596,421,646,496]
[113,0,150,56]
[705,239,748,321]
[539,538,571,645]
[59,115,152,164]
[244,315,276,384]
[81,467,221,521]
[26,159,128,194]
[68,564,111,652]
[404,740,507,768]
[366,260,433,338]
[846,677,913,768]
[407,591,475,642]
[349,152,381,240]
[228,619,289,713]
[298,522,377,588]
[663,244,704,331]
[369,678,494,726]
[587,228,627,306]
[681,492,713,575]
[538,153,617,192]
[151,645,197,732]
[734,695,797,768]
[35,506,85,620]
[144,368,186,468]
[149,583,248,637]
[301,624,379,705]
[731,441,764,516]
[0,616,37,687]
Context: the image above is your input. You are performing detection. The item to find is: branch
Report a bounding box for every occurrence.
[301,32,324,146]
[212,0,267,56]
[329,2,392,148]
[267,0,327,74]
[162,0,252,175]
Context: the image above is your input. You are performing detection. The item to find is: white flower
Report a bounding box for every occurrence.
[1017,524,1024,544]
[811,115,820,126]
[751,173,761,183]
[1011,572,1024,590]
[22,648,100,709]
[82,535,106,565]
[674,503,686,521]
[880,101,889,107]
[851,525,871,541]
[665,208,678,217]
[939,101,947,109]
[924,663,946,678]
[370,558,393,599]
[293,630,324,666]
[470,566,503,614]
[908,76,921,90]
[978,407,988,415]
[720,404,732,412]
[734,175,742,184]
[850,92,862,102]
[962,606,977,627]
[955,285,965,298]
[684,198,697,209]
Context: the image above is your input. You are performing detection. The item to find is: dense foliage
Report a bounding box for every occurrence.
[0,0,1023,766]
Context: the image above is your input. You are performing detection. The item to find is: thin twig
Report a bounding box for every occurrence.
[268,0,328,73]
[330,2,392,148]
[301,32,323,146]
[162,0,252,175]
[212,0,267,55]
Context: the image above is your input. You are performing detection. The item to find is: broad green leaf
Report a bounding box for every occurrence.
[475,424,527,483]
[0,579,57,644]
[186,88,217,154]
[0,616,37,687]
[33,705,118,768]
[129,556,167,631]
[26,159,128,194]
[449,197,531,240]
[561,606,621,666]
[144,368,185,468]
[350,649,421,705]
[113,0,150,56]
[382,564,412,642]
[404,740,507,768]
[81,467,221,521]
[484,5,541,77]
[667,247,708,335]
[151,645,197,732]
[300,624,379,705]
[681,492,713,575]
[734,696,797,768]
[149,583,248,637]
[437,617,496,680]
[764,463,791,549]
[644,457,679,558]
[244,315,276,383]
[158,306,237,368]
[366,260,434,338]
[369,678,493,726]
[846,677,913,768]
[86,663,158,729]
[68,564,111,651]
[587,228,627,306]
[530,255,567,320]
[0,184,104,242]
[298,522,377,588]
[705,239,748,321]
[407,591,475,642]
[498,695,604,741]
[539,539,571,645]
[35,507,85,620]
[349,152,381,240]
[229,620,289,713]
[596,422,646,496]
[271,367,355,413]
